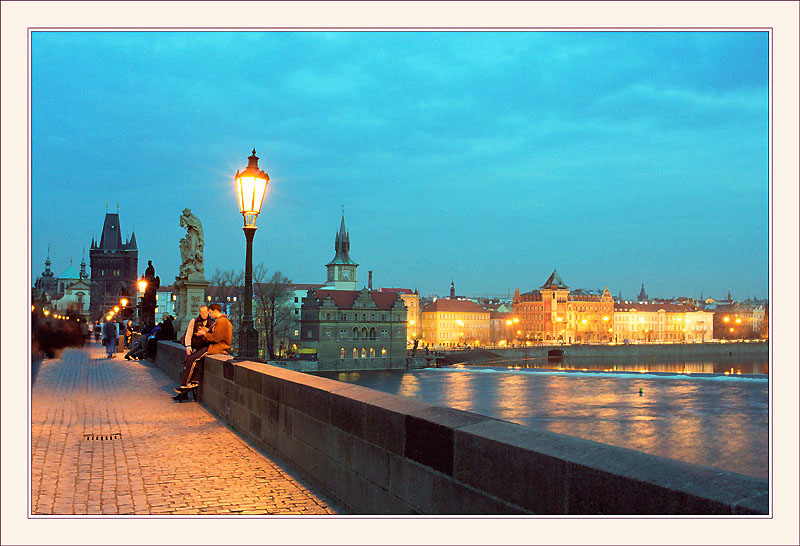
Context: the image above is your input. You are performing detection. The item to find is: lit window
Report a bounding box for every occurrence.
[381,348,387,358]
[353,347,358,359]
[340,348,345,359]
[370,347,375,358]
[361,348,367,358]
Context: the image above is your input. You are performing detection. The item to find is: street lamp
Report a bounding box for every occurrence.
[234,148,270,358]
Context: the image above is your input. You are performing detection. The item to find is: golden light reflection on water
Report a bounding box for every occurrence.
[325,363,768,478]
[396,373,421,398]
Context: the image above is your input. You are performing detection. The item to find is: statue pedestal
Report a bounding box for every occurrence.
[174,273,209,336]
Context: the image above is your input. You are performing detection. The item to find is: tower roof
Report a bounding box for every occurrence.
[58,263,81,280]
[326,214,358,266]
[128,229,138,250]
[541,269,568,290]
[99,213,123,250]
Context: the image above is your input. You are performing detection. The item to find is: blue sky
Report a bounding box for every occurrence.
[31,31,769,300]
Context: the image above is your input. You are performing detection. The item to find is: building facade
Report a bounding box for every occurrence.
[300,288,408,370]
[512,269,615,344]
[613,302,714,343]
[89,211,138,320]
[420,294,491,347]
[51,258,92,319]
[378,288,420,345]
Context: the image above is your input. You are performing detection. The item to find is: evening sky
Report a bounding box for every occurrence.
[31,31,769,300]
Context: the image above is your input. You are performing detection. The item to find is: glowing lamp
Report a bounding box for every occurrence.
[735,318,741,324]
[120,298,129,307]
[512,317,519,323]
[44,309,50,316]
[138,277,147,295]
[723,316,730,323]
[603,316,609,321]
[113,306,120,313]
[235,149,270,227]
[409,320,415,325]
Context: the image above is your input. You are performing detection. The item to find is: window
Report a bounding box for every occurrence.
[294,329,299,337]
[294,309,299,315]
[369,347,375,358]
[361,327,368,339]
[341,348,346,359]
[361,348,367,358]
[326,328,332,337]
[369,327,377,340]
[353,327,359,339]
[294,297,299,303]
[339,329,346,338]
[381,329,388,338]
[381,348,387,358]
[353,348,358,359]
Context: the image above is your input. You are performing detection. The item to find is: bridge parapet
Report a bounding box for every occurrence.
[155,340,768,515]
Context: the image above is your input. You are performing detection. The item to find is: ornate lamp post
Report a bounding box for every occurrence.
[137,276,147,324]
[234,149,270,358]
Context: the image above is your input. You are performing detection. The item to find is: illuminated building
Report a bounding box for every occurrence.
[300,288,408,370]
[613,302,713,342]
[324,214,358,290]
[378,288,420,344]
[512,269,614,343]
[421,287,490,347]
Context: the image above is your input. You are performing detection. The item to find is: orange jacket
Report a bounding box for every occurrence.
[203,314,232,355]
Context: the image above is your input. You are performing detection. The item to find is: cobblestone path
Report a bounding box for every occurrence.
[30,344,340,515]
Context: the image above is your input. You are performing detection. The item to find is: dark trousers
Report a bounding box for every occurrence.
[180,347,208,386]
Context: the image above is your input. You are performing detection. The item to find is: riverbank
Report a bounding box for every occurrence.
[440,340,768,365]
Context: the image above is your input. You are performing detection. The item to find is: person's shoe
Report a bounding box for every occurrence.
[172,393,186,401]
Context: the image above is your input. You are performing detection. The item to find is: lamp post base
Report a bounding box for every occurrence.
[238,321,259,359]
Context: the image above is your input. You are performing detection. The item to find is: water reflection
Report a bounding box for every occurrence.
[320,359,768,479]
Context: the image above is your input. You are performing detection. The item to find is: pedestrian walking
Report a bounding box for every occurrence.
[102,320,117,358]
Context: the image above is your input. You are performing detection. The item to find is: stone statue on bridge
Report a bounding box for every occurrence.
[178,208,204,279]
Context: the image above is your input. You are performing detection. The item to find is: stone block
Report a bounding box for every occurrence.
[362,480,416,515]
[352,438,391,489]
[328,428,354,468]
[234,366,262,394]
[283,382,332,423]
[454,420,568,514]
[329,392,366,438]
[278,403,294,436]
[324,459,366,511]
[388,455,436,513]
[404,415,454,476]
[249,412,262,437]
[291,410,328,449]
[363,401,406,455]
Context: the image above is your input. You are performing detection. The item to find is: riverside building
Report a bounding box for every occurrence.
[299,214,408,369]
[512,269,614,344]
[420,283,491,347]
[612,302,713,343]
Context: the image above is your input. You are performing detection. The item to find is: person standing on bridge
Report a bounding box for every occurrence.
[102,319,117,358]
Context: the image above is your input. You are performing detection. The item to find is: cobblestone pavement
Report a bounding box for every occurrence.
[30,344,341,515]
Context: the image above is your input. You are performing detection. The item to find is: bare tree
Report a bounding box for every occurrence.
[252,264,294,359]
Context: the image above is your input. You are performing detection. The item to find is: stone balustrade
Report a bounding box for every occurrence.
[155,340,768,515]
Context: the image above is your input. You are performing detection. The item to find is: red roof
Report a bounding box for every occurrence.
[379,287,414,294]
[422,299,490,314]
[490,311,511,319]
[312,289,399,310]
[290,283,325,291]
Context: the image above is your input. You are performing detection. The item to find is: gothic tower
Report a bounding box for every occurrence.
[324,214,358,290]
[89,209,138,319]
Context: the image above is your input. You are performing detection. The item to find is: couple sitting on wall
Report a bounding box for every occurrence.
[173,303,232,401]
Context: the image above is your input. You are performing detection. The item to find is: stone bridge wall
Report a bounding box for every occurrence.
[155,341,768,515]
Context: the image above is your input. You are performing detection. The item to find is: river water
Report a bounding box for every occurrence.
[317,356,769,479]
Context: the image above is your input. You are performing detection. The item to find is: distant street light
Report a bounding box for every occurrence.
[234,148,270,358]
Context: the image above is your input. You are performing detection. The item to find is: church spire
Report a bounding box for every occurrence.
[80,248,88,279]
[450,280,456,298]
